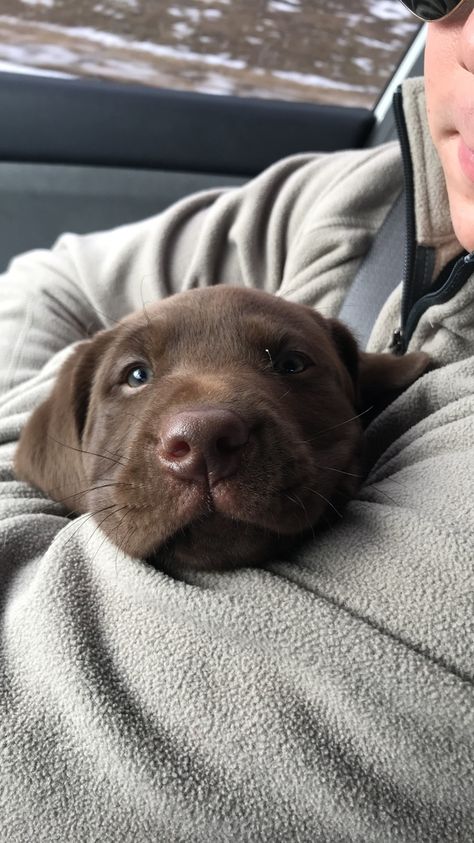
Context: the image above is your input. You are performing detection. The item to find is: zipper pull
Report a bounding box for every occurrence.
[390,328,404,355]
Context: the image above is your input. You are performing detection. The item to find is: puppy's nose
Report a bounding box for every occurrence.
[157,408,249,484]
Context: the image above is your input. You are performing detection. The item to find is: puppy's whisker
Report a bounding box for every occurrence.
[107,506,133,549]
[138,275,156,328]
[284,492,316,541]
[308,406,374,439]
[91,530,114,573]
[117,519,139,567]
[61,504,118,549]
[86,505,129,551]
[46,435,128,468]
[101,447,132,464]
[63,509,82,520]
[97,437,131,464]
[142,303,153,329]
[85,303,122,327]
[365,485,399,506]
[53,477,133,492]
[314,464,363,479]
[91,502,125,519]
[368,474,405,488]
[52,482,136,506]
[305,487,343,519]
[111,511,136,579]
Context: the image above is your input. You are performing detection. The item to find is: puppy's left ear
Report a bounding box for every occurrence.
[14,330,112,509]
[327,318,431,423]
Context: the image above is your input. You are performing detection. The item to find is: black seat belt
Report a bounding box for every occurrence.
[338,190,406,349]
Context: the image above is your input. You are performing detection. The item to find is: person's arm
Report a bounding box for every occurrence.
[0,143,403,404]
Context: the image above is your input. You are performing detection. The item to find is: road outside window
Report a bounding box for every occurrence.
[0,1,420,108]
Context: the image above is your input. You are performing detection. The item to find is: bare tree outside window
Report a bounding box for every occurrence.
[0,1,420,108]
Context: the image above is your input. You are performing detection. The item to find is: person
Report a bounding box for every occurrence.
[0,1,472,840]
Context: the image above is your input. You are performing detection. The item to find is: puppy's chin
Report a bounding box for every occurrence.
[148,513,298,573]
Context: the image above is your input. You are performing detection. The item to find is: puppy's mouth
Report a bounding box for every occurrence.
[145,475,324,570]
[167,472,309,533]
[149,509,294,571]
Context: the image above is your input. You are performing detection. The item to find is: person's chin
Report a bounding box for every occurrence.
[446,177,474,253]
[448,196,474,253]
[442,135,474,253]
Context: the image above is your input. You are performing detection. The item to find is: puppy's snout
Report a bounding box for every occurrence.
[157,407,250,485]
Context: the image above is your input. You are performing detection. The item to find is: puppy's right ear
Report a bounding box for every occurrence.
[14,334,108,510]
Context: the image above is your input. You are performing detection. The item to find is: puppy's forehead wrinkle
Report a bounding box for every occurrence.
[110,318,168,361]
[111,333,150,361]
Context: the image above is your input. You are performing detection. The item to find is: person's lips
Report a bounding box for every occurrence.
[458,135,474,184]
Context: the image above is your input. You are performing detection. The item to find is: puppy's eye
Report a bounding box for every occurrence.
[272,351,313,375]
[125,365,153,388]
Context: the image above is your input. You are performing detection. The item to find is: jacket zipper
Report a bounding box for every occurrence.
[392,86,417,355]
[403,251,474,344]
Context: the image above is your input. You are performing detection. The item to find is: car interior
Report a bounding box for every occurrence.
[0,18,425,288]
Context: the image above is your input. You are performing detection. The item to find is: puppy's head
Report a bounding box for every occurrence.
[15,287,429,570]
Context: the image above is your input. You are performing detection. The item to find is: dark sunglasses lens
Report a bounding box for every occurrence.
[399,0,463,21]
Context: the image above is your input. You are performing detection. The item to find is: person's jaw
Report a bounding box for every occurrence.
[424,8,474,251]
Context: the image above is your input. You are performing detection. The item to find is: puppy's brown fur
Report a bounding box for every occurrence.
[15,287,430,569]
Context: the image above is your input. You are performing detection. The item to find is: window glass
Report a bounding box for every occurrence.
[0,1,420,108]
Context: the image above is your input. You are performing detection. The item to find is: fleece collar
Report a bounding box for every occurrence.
[400,77,463,279]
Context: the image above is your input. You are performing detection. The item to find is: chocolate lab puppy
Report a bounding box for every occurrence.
[15,287,429,569]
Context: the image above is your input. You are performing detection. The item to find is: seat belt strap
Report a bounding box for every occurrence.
[338,190,406,349]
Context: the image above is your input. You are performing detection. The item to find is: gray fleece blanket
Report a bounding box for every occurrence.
[0,329,473,843]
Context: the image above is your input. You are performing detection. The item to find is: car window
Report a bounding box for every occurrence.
[1,1,420,109]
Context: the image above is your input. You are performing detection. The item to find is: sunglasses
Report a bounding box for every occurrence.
[398,0,468,22]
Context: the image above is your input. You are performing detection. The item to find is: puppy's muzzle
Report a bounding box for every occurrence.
[157,405,250,486]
